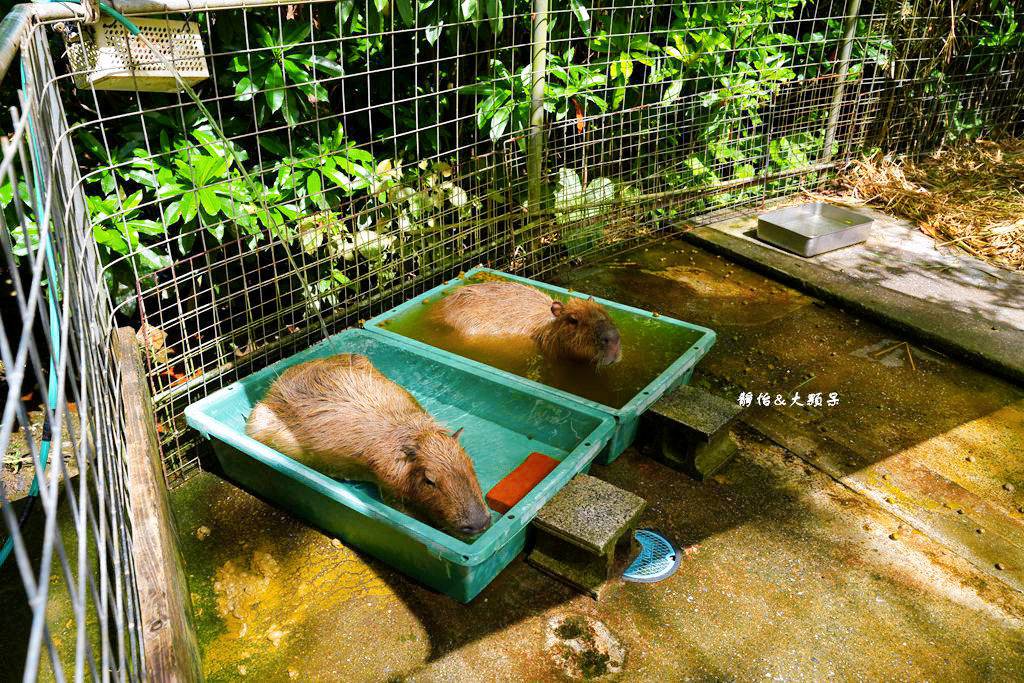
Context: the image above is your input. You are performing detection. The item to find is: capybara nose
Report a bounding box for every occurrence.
[460,507,492,536]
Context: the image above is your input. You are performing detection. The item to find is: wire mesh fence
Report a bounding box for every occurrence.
[1,23,145,683]
[40,0,1015,487]
[1,0,1021,678]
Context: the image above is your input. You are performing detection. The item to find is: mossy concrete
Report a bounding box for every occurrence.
[170,234,1024,681]
[532,474,646,556]
[638,384,742,480]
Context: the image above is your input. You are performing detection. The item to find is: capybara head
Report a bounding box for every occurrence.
[542,297,622,367]
[394,427,491,537]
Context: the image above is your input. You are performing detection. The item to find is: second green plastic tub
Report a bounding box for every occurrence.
[364,267,717,463]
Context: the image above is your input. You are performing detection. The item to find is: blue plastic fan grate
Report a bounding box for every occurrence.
[622,529,681,583]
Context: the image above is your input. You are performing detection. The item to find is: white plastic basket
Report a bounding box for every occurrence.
[66,17,209,93]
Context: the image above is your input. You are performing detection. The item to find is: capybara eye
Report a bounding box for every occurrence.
[424,475,437,488]
[567,315,578,326]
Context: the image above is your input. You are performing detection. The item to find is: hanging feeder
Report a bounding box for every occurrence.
[65,17,208,93]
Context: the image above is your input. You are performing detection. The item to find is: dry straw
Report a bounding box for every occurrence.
[818,139,1024,271]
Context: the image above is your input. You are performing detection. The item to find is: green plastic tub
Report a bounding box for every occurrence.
[364,267,716,463]
[184,329,615,602]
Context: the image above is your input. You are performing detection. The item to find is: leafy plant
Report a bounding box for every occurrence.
[227,21,344,127]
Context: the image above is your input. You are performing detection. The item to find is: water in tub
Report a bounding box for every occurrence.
[376,273,705,409]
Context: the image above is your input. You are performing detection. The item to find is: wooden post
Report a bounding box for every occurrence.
[113,327,203,682]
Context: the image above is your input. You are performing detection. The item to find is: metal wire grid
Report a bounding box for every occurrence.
[21,0,1022,490]
[1,24,145,683]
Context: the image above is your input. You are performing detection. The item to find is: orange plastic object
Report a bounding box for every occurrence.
[486,453,560,514]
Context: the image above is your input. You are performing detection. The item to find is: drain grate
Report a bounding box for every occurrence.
[622,530,681,583]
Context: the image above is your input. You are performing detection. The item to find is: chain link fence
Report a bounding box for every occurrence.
[1,0,1020,678]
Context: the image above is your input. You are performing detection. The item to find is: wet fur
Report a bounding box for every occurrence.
[245,353,489,533]
[435,281,621,366]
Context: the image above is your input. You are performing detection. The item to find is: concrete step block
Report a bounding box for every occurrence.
[638,384,742,480]
[528,474,646,598]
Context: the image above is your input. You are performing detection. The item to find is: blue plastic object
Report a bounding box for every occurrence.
[622,529,681,583]
[185,329,615,602]
[363,267,716,463]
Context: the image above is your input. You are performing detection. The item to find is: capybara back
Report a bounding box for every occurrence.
[246,353,490,535]
[435,281,621,366]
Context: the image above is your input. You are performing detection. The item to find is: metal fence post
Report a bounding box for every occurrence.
[822,0,863,164]
[527,0,549,224]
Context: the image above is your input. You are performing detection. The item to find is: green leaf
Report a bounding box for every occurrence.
[489,103,512,141]
[165,200,182,225]
[206,223,226,242]
[486,0,503,34]
[265,68,285,112]
[477,91,510,129]
[129,219,165,236]
[339,0,355,25]
[93,226,129,253]
[134,245,171,273]
[569,0,591,36]
[198,188,222,216]
[179,192,197,222]
[282,91,300,127]
[460,0,479,22]
[662,79,683,103]
[617,52,633,81]
[425,23,443,45]
[234,76,257,101]
[306,172,322,201]
[282,21,312,45]
[347,148,375,164]
[295,54,345,78]
[735,164,756,181]
[252,23,276,49]
[323,166,352,189]
[395,0,416,26]
[258,136,289,156]
[283,60,312,84]
[177,231,196,253]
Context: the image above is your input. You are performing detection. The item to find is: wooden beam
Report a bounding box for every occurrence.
[113,327,203,682]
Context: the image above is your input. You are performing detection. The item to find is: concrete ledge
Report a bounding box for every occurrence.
[683,226,1024,386]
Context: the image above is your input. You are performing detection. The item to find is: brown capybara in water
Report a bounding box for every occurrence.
[435,281,622,366]
[245,353,491,536]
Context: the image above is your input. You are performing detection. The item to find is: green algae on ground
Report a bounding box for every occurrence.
[170,472,413,682]
[578,648,612,678]
[376,274,705,409]
[556,615,591,640]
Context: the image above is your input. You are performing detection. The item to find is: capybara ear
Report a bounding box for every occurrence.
[550,301,564,318]
[400,443,418,460]
[587,295,595,302]
[451,427,464,440]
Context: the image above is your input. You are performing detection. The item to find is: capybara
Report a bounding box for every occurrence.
[434,281,622,366]
[245,353,491,536]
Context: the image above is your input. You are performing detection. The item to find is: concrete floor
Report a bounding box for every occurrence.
[170,234,1024,682]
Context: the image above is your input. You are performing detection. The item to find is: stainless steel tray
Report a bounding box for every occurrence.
[757,202,873,257]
